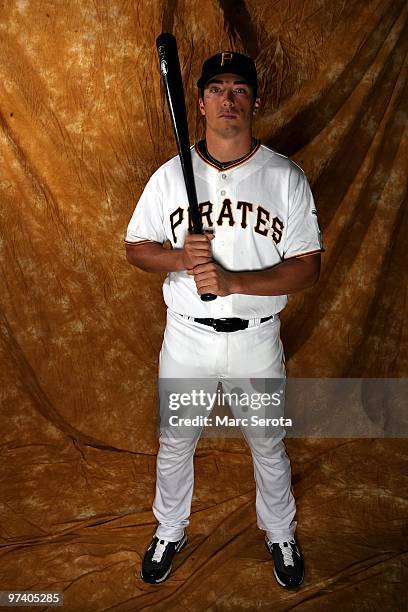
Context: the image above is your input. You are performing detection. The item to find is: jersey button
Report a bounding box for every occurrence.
[220,190,226,196]
[221,173,227,179]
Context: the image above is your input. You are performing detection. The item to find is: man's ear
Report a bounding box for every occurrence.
[198,96,206,116]
[253,97,261,115]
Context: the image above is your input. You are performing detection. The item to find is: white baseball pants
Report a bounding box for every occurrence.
[153,309,297,543]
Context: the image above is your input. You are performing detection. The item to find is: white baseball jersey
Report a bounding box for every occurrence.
[125,142,323,318]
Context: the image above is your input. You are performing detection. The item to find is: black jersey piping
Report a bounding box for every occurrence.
[194,139,261,171]
[124,238,155,246]
[283,248,325,260]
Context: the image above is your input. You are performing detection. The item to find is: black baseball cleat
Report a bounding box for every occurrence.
[141,533,187,584]
[265,535,304,589]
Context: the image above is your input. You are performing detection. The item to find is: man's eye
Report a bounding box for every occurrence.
[209,87,221,93]
[235,88,248,94]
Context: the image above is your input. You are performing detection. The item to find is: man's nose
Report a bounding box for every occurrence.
[222,90,234,105]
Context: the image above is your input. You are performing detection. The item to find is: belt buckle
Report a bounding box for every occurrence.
[213,318,245,332]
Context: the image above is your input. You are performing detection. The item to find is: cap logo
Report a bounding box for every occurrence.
[220,52,233,66]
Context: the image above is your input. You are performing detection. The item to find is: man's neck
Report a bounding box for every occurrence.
[204,130,253,163]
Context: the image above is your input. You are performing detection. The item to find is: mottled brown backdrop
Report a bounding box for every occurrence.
[0,1,406,610]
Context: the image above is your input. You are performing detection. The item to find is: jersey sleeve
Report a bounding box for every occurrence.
[283,168,324,259]
[124,174,167,246]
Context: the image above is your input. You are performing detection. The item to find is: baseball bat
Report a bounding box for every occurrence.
[156,32,216,302]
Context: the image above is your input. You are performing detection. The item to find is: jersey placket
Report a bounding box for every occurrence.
[213,170,235,318]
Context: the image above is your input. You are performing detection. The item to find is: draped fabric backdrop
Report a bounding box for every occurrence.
[0,1,406,610]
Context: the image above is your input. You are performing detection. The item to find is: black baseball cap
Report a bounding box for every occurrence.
[197,51,258,96]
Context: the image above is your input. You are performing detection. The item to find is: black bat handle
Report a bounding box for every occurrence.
[156,33,216,302]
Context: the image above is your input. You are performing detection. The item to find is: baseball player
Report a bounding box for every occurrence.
[125,51,323,589]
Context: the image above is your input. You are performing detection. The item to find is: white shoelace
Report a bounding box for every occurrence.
[279,540,295,567]
[152,539,167,562]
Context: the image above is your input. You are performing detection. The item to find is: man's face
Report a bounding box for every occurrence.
[198,73,261,138]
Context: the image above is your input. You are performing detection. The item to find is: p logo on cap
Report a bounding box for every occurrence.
[220,52,234,66]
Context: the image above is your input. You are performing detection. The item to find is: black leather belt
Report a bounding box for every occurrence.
[193,316,273,332]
